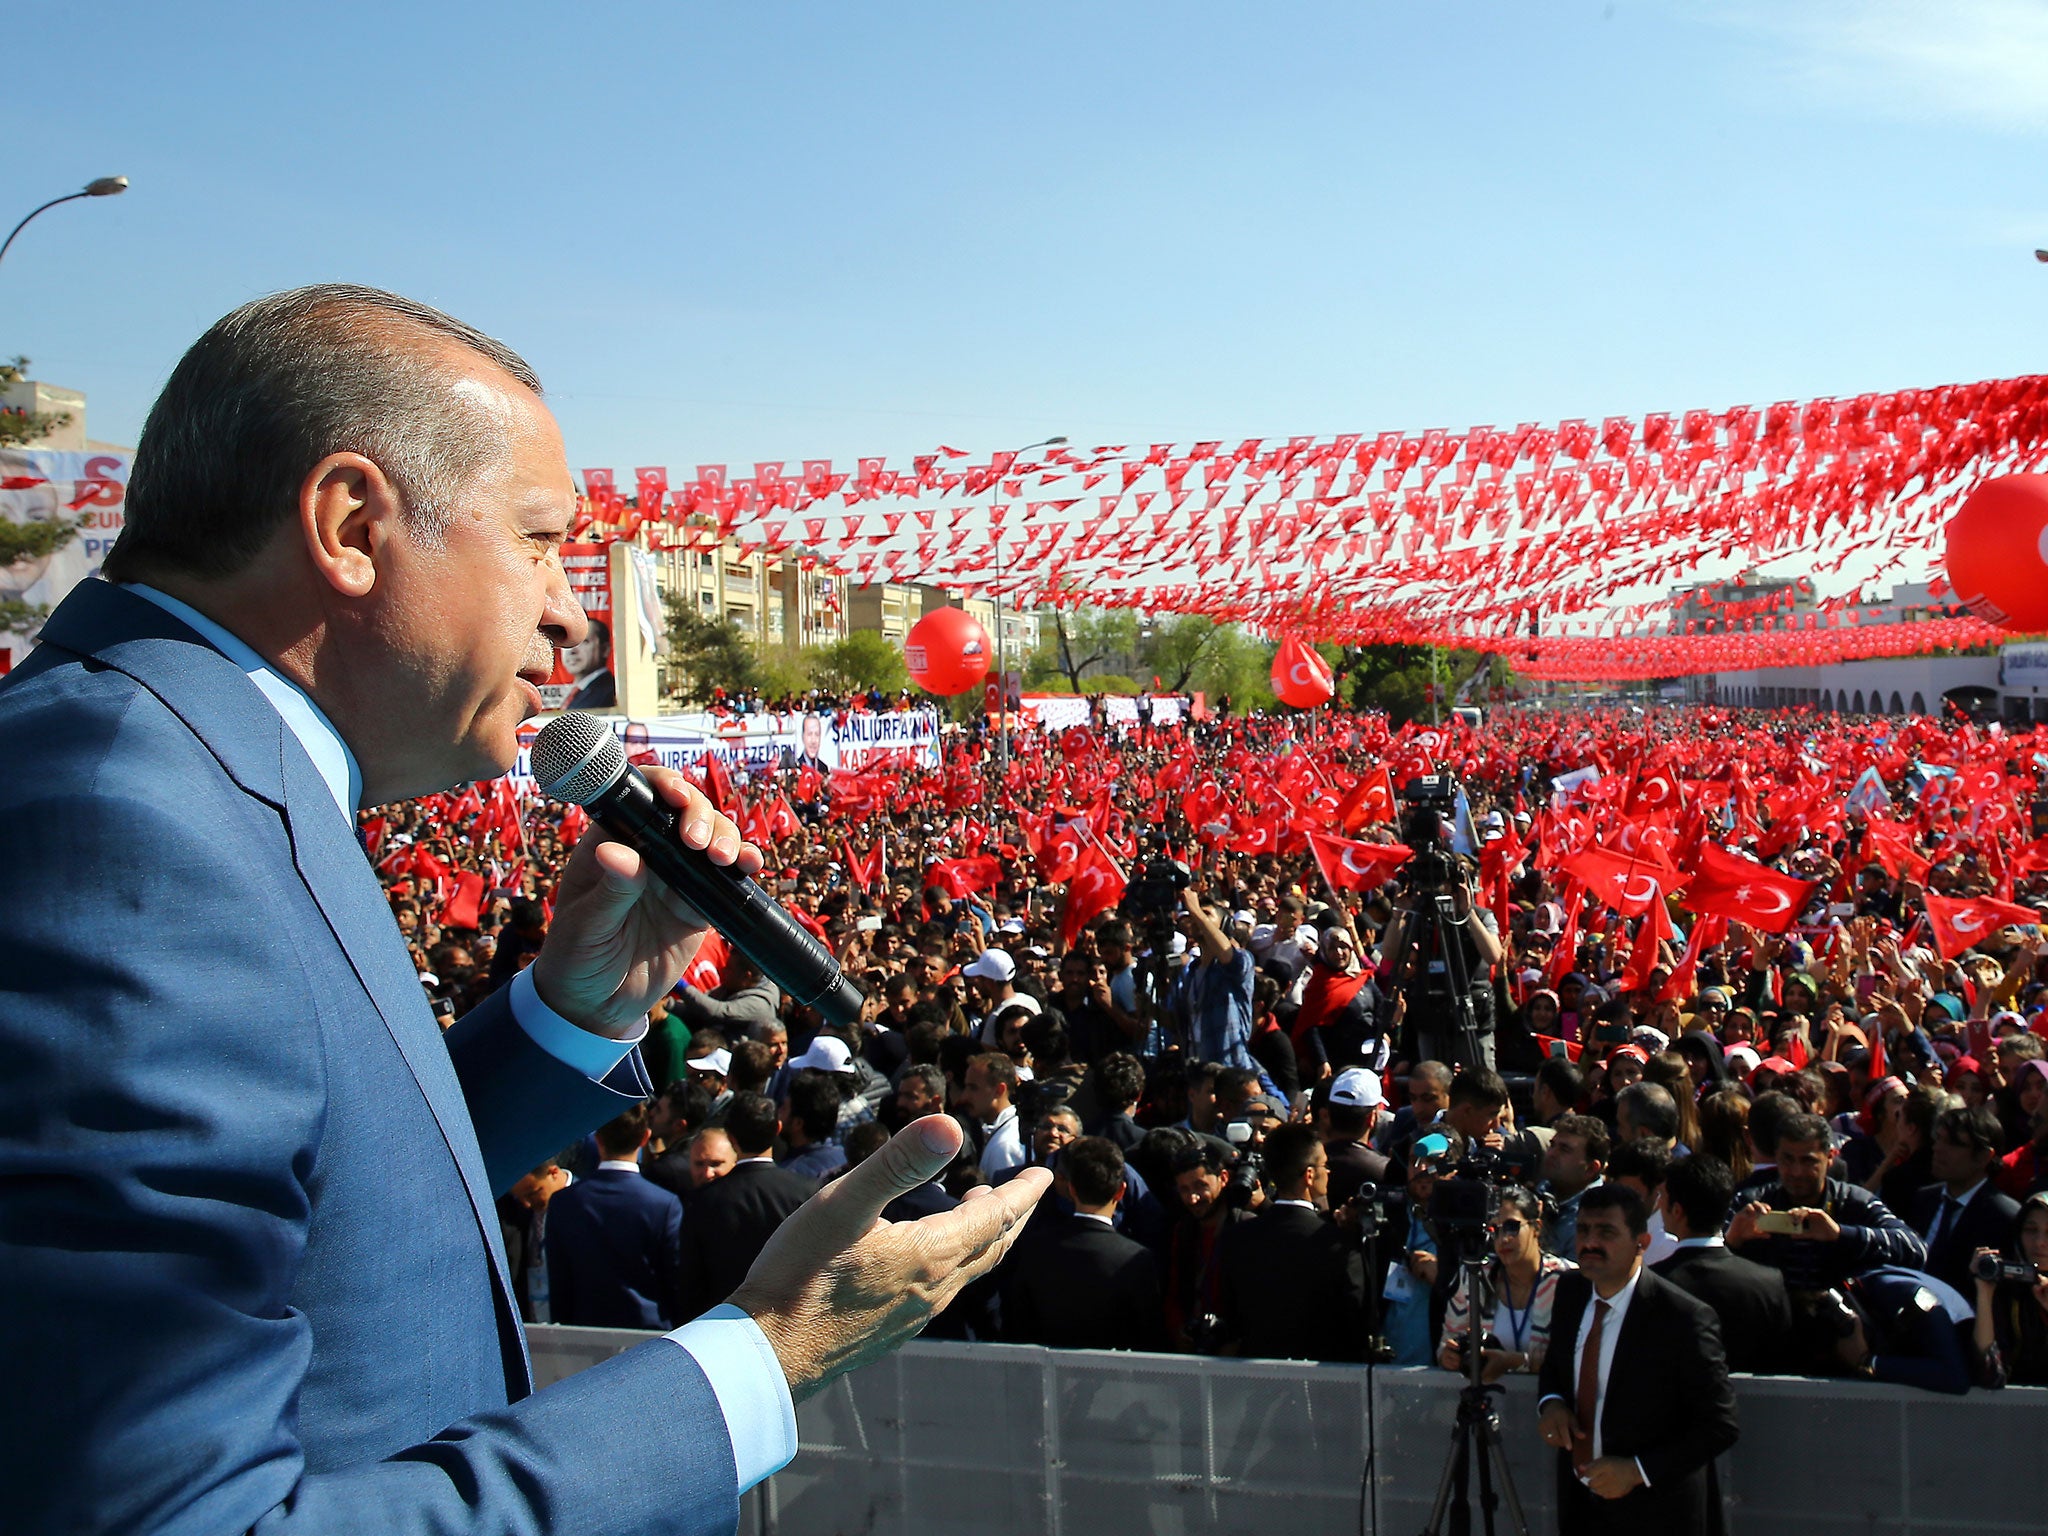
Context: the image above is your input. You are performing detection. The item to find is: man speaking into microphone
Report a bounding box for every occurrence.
[0,284,1050,1535]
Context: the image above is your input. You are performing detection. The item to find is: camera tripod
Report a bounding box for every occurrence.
[1386,885,1489,1073]
[1418,1253,1532,1536]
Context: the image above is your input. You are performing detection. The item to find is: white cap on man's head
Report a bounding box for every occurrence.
[963,950,1017,983]
[686,1047,733,1076]
[786,1036,856,1074]
[1330,1067,1385,1109]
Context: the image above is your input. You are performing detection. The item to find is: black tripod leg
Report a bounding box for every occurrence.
[1477,1419,1534,1536]
[1420,1420,1462,1536]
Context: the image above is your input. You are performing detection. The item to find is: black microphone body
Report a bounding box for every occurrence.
[532,715,864,1027]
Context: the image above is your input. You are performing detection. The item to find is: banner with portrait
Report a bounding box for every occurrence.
[0,448,128,667]
[512,706,943,790]
[539,542,615,711]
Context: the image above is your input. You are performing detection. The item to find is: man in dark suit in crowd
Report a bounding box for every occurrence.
[1652,1154,1793,1374]
[777,1068,849,1186]
[544,1103,683,1329]
[1000,1137,1164,1351]
[677,1093,819,1322]
[1909,1103,2020,1297]
[1318,1068,1391,1212]
[1538,1184,1738,1536]
[1216,1124,1368,1362]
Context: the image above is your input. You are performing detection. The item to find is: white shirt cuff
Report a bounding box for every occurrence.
[509,967,645,1081]
[665,1303,799,1493]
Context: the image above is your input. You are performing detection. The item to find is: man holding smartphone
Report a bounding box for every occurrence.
[1726,1111,1927,1367]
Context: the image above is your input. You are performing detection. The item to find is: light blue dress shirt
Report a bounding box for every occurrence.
[122,583,798,1492]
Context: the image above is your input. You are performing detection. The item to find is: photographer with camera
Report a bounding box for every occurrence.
[1377,776,1504,1072]
[1164,1140,1258,1353]
[1215,1124,1368,1361]
[1171,881,1259,1072]
[1385,1128,1467,1364]
[1972,1190,2048,1387]
[1436,1185,1573,1382]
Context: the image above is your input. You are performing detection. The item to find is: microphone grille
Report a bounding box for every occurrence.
[531,712,627,805]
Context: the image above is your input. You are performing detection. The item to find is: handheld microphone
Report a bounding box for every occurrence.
[530,712,865,1027]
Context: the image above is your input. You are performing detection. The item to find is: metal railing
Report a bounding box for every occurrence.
[529,1325,2048,1534]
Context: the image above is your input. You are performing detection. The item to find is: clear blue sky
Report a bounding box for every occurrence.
[11,0,2047,480]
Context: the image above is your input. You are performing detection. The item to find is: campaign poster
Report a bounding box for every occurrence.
[542,541,615,710]
[1,448,128,669]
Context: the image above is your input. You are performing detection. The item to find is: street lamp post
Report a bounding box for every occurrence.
[993,435,1067,781]
[0,177,129,273]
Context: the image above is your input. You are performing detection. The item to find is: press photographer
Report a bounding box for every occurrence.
[1375,774,1504,1071]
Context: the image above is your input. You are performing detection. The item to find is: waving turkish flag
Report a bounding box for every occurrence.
[930,856,1001,897]
[1560,844,1677,917]
[1923,892,2044,959]
[841,836,884,893]
[1679,843,1816,934]
[1307,830,1412,893]
[1061,842,1128,948]
[681,928,728,992]
[1335,764,1397,830]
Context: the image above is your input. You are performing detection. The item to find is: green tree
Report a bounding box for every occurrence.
[1326,643,1490,725]
[1138,614,1225,691]
[663,594,763,704]
[1192,624,1276,712]
[812,629,908,696]
[1044,603,1139,693]
[755,643,815,700]
[0,355,80,635]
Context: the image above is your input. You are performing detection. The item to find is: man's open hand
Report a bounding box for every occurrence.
[532,766,763,1038]
[732,1115,1050,1401]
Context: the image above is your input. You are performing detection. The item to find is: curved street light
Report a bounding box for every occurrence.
[0,176,129,272]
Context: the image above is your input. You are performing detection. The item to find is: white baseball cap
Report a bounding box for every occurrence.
[686,1047,733,1076]
[963,950,1017,983]
[1330,1067,1386,1110]
[787,1036,856,1074]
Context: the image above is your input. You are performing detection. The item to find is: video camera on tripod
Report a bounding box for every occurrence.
[1380,771,1497,1071]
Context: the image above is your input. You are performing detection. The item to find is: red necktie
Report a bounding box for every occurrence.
[1572,1298,1609,1475]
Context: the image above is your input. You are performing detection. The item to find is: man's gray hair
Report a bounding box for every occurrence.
[898,1063,946,1099]
[104,284,541,582]
[1617,1080,1680,1142]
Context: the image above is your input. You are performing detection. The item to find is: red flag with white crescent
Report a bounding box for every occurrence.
[1306,830,1412,893]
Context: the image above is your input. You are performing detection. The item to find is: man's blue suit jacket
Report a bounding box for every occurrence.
[545,1167,684,1329]
[0,580,741,1534]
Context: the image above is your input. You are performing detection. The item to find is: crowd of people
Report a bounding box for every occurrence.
[371,701,2048,1399]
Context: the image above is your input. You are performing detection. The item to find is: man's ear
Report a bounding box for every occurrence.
[300,452,404,599]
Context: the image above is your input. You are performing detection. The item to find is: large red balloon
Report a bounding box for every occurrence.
[1945,474,2048,630]
[1271,635,1335,707]
[904,606,992,696]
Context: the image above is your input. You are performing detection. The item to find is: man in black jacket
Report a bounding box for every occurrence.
[1726,1112,1927,1293]
[1537,1184,1738,1536]
[999,1137,1162,1351]
[675,1093,818,1322]
[1215,1124,1368,1362]
[1909,1103,2020,1297]
[1652,1154,1793,1374]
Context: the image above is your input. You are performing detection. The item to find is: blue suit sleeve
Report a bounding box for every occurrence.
[444,986,654,1196]
[0,765,737,1536]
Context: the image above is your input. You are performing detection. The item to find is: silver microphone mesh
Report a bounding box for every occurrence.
[531,712,628,805]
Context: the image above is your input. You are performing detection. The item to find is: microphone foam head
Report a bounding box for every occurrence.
[532,712,627,805]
